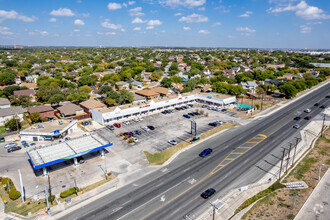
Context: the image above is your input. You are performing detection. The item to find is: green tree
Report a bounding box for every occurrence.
[79,85,92,94]
[149,73,161,81]
[104,98,116,106]
[118,90,134,104]
[30,112,41,123]
[99,85,114,94]
[78,76,96,87]
[160,78,173,88]
[3,85,20,97]
[49,94,65,105]
[279,84,298,99]
[5,117,21,131]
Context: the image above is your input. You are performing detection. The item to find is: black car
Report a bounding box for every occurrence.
[133,130,141,135]
[221,109,227,112]
[147,125,155,130]
[175,107,181,111]
[193,112,200,115]
[7,146,21,153]
[188,112,195,116]
[326,95,330,98]
[208,122,217,127]
[320,104,326,109]
[314,103,320,106]
[201,188,216,199]
[294,116,301,120]
[161,111,168,114]
[188,104,193,107]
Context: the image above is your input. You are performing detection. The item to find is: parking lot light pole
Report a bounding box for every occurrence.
[318,163,324,180]
[18,169,25,202]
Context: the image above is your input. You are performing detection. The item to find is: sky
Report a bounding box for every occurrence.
[0,0,329,48]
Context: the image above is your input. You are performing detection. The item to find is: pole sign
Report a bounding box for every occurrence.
[191,121,197,136]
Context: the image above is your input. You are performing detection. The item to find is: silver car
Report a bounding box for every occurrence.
[4,143,17,149]
[304,108,311,113]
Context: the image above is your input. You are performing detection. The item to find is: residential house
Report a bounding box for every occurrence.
[171,83,184,92]
[126,80,143,88]
[168,56,176,62]
[153,87,173,97]
[135,89,159,99]
[240,65,250,72]
[305,70,320,78]
[180,74,189,83]
[25,75,39,83]
[0,106,26,126]
[233,57,243,62]
[28,105,55,120]
[264,79,280,86]
[240,81,258,93]
[79,99,106,112]
[0,98,10,109]
[154,61,162,67]
[116,81,130,90]
[232,67,241,73]
[13,89,36,101]
[223,69,236,79]
[57,103,84,117]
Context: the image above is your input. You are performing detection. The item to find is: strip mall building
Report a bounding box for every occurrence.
[92,93,236,125]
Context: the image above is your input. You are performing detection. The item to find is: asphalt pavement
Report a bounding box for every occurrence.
[58,83,329,220]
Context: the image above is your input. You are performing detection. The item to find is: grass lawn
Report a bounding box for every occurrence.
[144,122,238,165]
[0,126,6,134]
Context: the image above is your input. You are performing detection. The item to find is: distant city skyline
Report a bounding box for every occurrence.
[0,0,329,49]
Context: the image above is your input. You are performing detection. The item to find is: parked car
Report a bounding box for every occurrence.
[304,108,311,113]
[183,114,191,119]
[142,127,150,132]
[221,109,227,112]
[304,116,311,120]
[188,104,193,107]
[138,117,143,121]
[114,123,121,128]
[123,121,130,125]
[132,137,138,143]
[77,156,86,164]
[147,125,155,130]
[133,118,140,122]
[188,112,195,116]
[168,140,178,145]
[124,132,133,138]
[23,143,29,148]
[215,120,223,125]
[202,105,208,108]
[199,148,213,157]
[65,137,71,141]
[294,116,301,120]
[133,130,142,135]
[201,188,216,199]
[107,125,115,130]
[7,146,21,153]
[4,142,17,149]
[208,122,217,127]
[293,124,300,129]
[30,143,36,146]
[320,104,326,109]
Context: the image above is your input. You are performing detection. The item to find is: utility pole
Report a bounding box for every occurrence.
[48,175,53,205]
[279,148,286,179]
[74,179,78,196]
[318,164,324,181]
[261,93,264,111]
[292,137,300,166]
[18,169,25,202]
[286,143,292,173]
[44,185,50,215]
[320,114,326,137]
[105,156,108,180]
[209,202,218,220]
[15,114,20,132]
[292,192,299,209]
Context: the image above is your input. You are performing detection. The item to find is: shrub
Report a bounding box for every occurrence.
[255,104,260,110]
[48,195,55,202]
[60,187,79,198]
[128,138,134,143]
[9,190,21,200]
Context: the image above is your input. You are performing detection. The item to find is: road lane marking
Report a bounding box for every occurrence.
[258,134,267,138]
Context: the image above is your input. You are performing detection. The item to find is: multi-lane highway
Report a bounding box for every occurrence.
[59,83,329,220]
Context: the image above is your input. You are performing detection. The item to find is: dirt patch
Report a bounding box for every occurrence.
[241,128,330,220]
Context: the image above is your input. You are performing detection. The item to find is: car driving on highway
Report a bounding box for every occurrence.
[201,188,216,199]
[304,108,311,113]
[293,124,300,129]
[199,148,213,157]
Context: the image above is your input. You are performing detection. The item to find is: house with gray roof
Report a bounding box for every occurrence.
[57,103,84,117]
[0,106,26,126]
[240,81,258,93]
[0,98,11,109]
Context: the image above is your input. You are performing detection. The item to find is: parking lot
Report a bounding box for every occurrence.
[0,103,249,199]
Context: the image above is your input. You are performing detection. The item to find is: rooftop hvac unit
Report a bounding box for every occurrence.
[37,124,44,129]
[59,120,63,125]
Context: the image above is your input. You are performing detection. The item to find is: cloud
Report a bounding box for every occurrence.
[146,26,154,30]
[179,13,208,23]
[49,18,57,22]
[107,3,122,10]
[183,26,191,30]
[147,19,162,26]
[82,13,90,18]
[123,3,128,8]
[212,22,222,26]
[73,29,80,32]
[300,24,311,33]
[174,12,182,16]
[132,17,146,23]
[133,27,141,31]
[159,0,206,8]
[50,8,75,16]
[160,30,166,33]
[129,7,145,16]
[128,1,136,5]
[0,26,13,35]
[267,1,330,20]
[0,10,37,22]
[240,11,253,17]
[40,31,49,36]
[105,32,116,35]
[101,19,122,29]
[236,27,256,35]
[199,29,210,34]
[198,7,205,11]
[74,19,85,26]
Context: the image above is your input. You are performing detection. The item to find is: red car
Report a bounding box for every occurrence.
[114,123,121,128]
[304,116,311,120]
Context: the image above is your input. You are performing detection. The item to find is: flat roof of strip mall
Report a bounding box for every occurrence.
[26,133,112,169]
